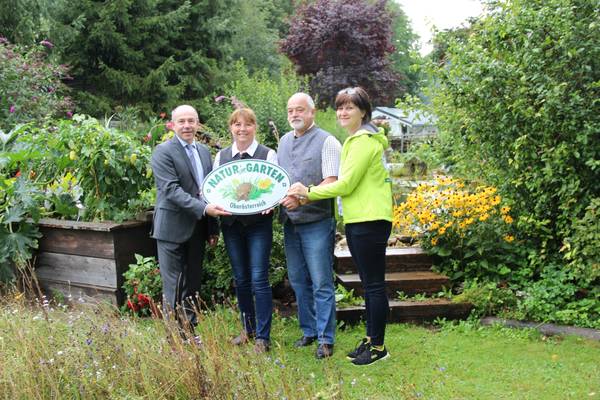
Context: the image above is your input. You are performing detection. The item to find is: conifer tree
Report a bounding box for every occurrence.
[49,0,235,116]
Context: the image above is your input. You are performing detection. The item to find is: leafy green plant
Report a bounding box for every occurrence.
[122,254,162,317]
[394,177,527,282]
[335,284,364,308]
[561,197,600,287]
[16,115,154,221]
[0,177,44,287]
[198,61,308,151]
[0,38,72,131]
[507,263,600,329]
[42,172,83,220]
[396,291,429,302]
[0,125,45,287]
[453,281,518,319]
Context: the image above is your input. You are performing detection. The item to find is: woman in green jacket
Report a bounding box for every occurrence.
[288,87,393,366]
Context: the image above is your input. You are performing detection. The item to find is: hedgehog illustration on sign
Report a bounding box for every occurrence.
[235,182,254,200]
[220,178,275,202]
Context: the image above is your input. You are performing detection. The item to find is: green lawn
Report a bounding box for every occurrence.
[1,298,598,399]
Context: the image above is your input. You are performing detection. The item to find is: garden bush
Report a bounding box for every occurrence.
[0,124,47,287]
[15,115,156,221]
[394,177,526,282]
[122,254,162,316]
[420,0,599,327]
[197,61,308,151]
[0,38,73,131]
[429,0,599,262]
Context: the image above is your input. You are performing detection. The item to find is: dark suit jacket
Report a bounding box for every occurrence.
[150,136,218,243]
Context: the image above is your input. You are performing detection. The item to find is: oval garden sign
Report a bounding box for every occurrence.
[202,159,291,215]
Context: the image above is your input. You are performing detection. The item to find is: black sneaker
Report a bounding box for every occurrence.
[346,338,370,360]
[351,344,389,366]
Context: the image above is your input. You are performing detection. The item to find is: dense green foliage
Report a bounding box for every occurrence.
[48,0,211,116]
[0,125,45,286]
[45,0,295,116]
[427,0,599,326]
[198,61,308,150]
[386,1,422,96]
[122,254,162,316]
[15,116,155,221]
[0,0,46,44]
[0,39,72,131]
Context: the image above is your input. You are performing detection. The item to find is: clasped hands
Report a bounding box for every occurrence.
[280,182,309,210]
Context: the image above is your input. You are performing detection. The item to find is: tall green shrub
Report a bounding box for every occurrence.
[429,0,599,269]
[198,61,308,150]
[0,39,72,131]
[48,0,235,116]
[16,116,154,221]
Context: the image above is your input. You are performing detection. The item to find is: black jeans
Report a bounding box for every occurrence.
[345,220,392,346]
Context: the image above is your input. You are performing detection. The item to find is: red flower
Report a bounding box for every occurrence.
[159,112,167,119]
[165,121,174,131]
[137,293,150,307]
[127,299,139,312]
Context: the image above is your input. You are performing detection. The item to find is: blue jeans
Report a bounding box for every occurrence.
[221,218,273,340]
[284,218,336,345]
[345,220,392,346]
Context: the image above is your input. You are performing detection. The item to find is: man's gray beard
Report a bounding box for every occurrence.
[289,119,305,131]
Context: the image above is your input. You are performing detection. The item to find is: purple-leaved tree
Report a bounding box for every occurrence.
[280,0,401,107]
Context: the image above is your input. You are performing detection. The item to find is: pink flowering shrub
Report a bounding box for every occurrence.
[0,38,73,130]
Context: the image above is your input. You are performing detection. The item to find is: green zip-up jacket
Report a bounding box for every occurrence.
[307,123,393,224]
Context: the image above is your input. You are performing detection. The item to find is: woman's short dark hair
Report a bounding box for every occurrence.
[334,87,372,123]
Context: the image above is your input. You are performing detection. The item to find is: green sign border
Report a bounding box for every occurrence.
[202,159,291,215]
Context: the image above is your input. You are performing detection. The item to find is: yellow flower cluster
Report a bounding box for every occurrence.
[393,177,514,242]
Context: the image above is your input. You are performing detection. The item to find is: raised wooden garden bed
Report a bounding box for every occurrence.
[34,218,156,305]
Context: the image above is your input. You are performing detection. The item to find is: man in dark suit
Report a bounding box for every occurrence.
[151,104,230,333]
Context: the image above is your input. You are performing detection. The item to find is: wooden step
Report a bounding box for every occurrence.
[337,299,473,325]
[337,271,450,298]
[334,246,433,274]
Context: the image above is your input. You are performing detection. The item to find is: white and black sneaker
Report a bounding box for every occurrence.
[351,344,389,366]
[346,337,370,360]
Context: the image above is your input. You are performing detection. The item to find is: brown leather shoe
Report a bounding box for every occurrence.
[254,338,270,353]
[231,331,252,346]
[316,343,334,359]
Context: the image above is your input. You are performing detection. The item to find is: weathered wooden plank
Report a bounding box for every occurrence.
[335,246,433,274]
[337,299,473,325]
[37,218,148,232]
[337,271,450,297]
[38,279,118,305]
[38,227,116,258]
[35,252,117,288]
[481,317,600,341]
